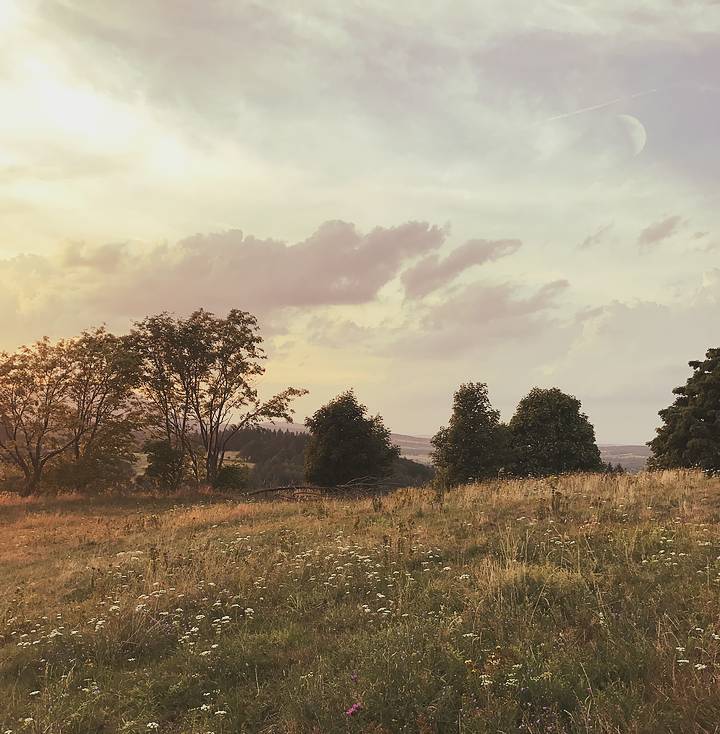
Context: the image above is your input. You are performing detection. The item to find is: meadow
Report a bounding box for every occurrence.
[1,471,720,733]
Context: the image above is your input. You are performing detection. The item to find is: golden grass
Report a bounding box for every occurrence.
[1,470,720,733]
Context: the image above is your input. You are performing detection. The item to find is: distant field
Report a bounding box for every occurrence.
[2,471,720,732]
[598,445,652,473]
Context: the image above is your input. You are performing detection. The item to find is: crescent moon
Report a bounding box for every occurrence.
[616,114,647,156]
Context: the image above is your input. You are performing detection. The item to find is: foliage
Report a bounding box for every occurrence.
[648,348,720,472]
[46,422,137,492]
[212,464,250,491]
[3,471,720,732]
[226,427,431,488]
[388,456,434,487]
[142,439,188,490]
[509,387,603,476]
[304,390,400,486]
[130,309,307,486]
[431,382,508,487]
[0,338,79,495]
[0,331,140,495]
[65,327,141,462]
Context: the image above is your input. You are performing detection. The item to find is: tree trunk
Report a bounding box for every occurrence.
[206,449,219,485]
[19,469,42,497]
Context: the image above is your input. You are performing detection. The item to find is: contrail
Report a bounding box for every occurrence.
[535,88,658,124]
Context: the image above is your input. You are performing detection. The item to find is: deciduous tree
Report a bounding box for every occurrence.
[0,330,141,494]
[0,338,76,495]
[509,387,603,476]
[431,382,507,487]
[304,390,399,486]
[131,309,306,486]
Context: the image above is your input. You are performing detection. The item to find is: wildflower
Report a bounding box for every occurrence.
[345,702,362,716]
[694,663,707,670]
[146,724,159,730]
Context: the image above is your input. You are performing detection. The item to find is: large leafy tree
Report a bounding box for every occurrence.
[65,327,141,461]
[0,331,141,495]
[509,387,603,476]
[131,309,306,486]
[304,390,399,486]
[431,382,507,487]
[648,348,720,471]
[52,328,141,491]
[0,338,76,495]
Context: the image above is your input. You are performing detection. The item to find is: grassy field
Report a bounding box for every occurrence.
[2,472,720,733]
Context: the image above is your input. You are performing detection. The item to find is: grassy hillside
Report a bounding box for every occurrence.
[2,471,720,732]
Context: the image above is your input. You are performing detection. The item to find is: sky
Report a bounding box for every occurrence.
[1,0,719,443]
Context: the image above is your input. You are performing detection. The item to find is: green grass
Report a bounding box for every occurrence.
[2,471,720,733]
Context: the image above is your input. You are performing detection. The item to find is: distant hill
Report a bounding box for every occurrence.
[598,445,651,473]
[261,423,650,473]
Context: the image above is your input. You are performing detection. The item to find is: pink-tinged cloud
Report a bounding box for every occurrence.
[580,224,613,250]
[62,242,127,271]
[80,220,448,317]
[4,220,491,347]
[401,238,521,298]
[403,279,570,355]
[637,215,685,249]
[305,278,572,362]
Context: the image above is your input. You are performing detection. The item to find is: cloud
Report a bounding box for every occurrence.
[637,215,685,249]
[401,238,521,298]
[62,242,127,271]
[386,278,571,358]
[0,219,508,346]
[91,220,447,318]
[580,223,613,249]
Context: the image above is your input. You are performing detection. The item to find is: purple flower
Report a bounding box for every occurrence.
[350,672,358,683]
[345,702,362,716]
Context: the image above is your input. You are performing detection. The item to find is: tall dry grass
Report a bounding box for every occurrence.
[1,470,720,732]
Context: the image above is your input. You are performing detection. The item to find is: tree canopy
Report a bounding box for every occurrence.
[304,391,400,486]
[431,382,507,487]
[509,387,603,476]
[131,309,306,485]
[0,333,139,495]
[648,348,720,472]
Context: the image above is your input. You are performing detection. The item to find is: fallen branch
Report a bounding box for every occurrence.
[244,477,407,497]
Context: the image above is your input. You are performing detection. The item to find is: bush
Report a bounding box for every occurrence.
[213,464,250,491]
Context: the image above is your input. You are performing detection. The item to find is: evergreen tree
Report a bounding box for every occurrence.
[509,387,603,476]
[304,391,399,486]
[648,348,720,471]
[431,382,506,487]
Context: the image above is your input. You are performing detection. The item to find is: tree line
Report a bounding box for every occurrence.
[0,310,305,495]
[1,308,717,495]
